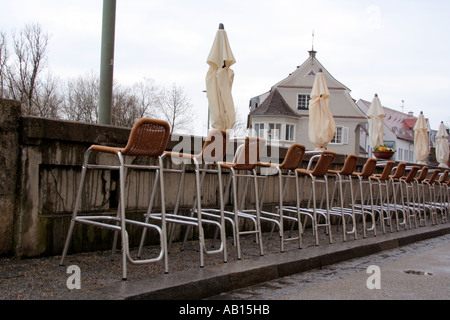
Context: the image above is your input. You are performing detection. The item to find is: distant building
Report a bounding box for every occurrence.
[248,50,366,154]
[356,99,432,162]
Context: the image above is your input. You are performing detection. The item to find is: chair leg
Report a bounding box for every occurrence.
[230,169,242,260]
[338,176,347,242]
[376,182,386,233]
[325,176,333,244]
[158,157,169,274]
[278,171,285,253]
[312,178,319,246]
[217,165,228,263]
[60,149,90,266]
[358,177,367,238]
[117,154,128,280]
[295,172,303,249]
[253,169,264,256]
[137,170,160,258]
[194,162,205,268]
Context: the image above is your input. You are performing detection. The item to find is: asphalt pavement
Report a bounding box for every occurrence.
[1,221,449,301]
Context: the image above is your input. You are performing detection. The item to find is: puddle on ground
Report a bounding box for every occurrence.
[403,270,433,276]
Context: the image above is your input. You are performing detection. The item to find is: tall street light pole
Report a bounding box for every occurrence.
[98,0,116,125]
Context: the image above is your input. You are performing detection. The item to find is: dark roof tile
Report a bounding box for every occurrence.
[249,89,299,117]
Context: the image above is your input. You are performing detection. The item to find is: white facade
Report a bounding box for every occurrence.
[248,51,367,155]
[356,99,433,163]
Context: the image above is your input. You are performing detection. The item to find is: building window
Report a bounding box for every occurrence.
[254,123,265,138]
[268,123,281,140]
[297,94,311,110]
[285,124,294,141]
[330,126,349,144]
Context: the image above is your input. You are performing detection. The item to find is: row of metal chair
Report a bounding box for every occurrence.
[59,118,449,279]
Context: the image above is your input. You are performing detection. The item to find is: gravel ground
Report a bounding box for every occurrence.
[0,219,438,300]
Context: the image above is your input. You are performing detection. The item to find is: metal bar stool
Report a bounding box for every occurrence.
[370,161,396,233]
[413,166,429,226]
[256,143,306,252]
[434,170,449,223]
[296,151,336,246]
[218,137,266,260]
[139,128,230,268]
[60,118,171,280]
[399,166,421,228]
[351,157,378,238]
[445,179,450,222]
[422,169,441,225]
[327,154,359,242]
[388,162,408,231]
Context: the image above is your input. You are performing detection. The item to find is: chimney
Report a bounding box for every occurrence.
[408,111,414,117]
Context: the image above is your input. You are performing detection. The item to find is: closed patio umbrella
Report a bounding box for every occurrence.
[308,69,336,150]
[414,111,428,165]
[367,93,385,151]
[205,23,236,130]
[436,121,449,168]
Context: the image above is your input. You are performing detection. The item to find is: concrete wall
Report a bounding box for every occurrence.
[0,100,21,256]
[1,99,388,258]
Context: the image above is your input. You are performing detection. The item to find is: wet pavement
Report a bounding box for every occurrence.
[207,233,450,300]
[0,221,449,300]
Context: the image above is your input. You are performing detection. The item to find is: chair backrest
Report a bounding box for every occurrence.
[439,170,449,184]
[403,166,420,183]
[416,166,428,182]
[279,144,306,170]
[311,151,336,177]
[391,162,407,180]
[376,161,396,181]
[427,169,441,184]
[339,154,358,175]
[200,128,229,163]
[358,158,377,178]
[234,137,266,170]
[121,118,170,157]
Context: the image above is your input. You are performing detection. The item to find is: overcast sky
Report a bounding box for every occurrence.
[2,0,449,135]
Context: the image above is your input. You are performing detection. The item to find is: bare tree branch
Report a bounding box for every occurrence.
[8,23,50,115]
[0,32,9,99]
[158,83,194,134]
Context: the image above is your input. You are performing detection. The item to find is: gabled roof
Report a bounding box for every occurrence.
[274,50,350,91]
[249,88,299,118]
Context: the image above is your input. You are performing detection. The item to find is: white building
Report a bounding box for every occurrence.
[248,50,367,154]
[356,99,433,163]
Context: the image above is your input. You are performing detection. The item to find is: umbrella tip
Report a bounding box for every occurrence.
[374,93,378,97]
[318,68,323,73]
[219,23,224,30]
[420,111,423,114]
